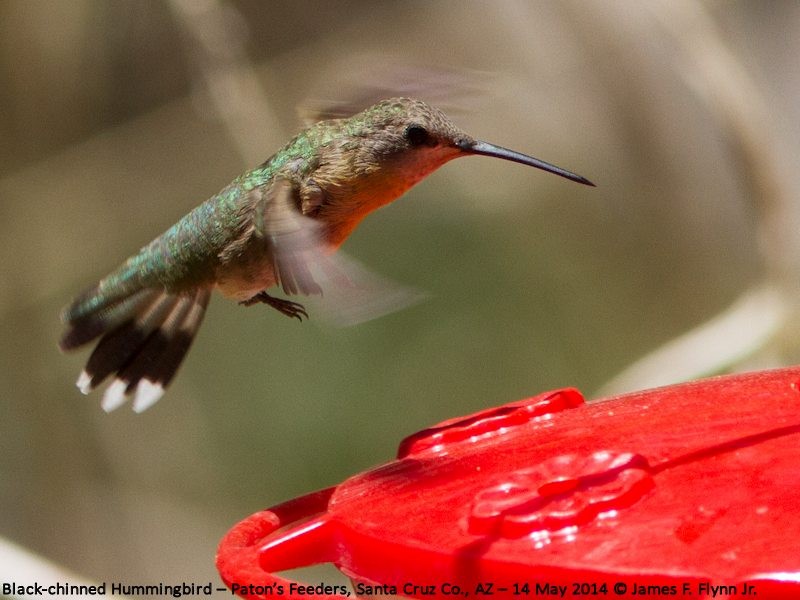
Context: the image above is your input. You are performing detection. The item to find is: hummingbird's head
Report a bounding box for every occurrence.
[354,97,594,188]
[311,97,593,244]
[353,97,473,178]
[312,98,479,223]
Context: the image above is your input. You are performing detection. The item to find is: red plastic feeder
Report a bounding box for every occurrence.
[217,368,800,599]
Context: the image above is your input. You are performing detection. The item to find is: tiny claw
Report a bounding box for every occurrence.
[240,291,308,321]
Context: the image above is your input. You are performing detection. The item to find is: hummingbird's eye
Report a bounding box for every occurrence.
[405,125,430,147]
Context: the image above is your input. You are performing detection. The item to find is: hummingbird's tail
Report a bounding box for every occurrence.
[60,286,211,412]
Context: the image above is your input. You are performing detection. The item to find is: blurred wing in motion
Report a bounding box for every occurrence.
[258,178,325,297]
[257,178,425,325]
[304,251,427,327]
[298,61,486,125]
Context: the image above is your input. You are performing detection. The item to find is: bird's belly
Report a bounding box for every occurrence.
[215,260,278,302]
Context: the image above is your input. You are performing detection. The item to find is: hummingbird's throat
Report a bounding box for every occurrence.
[322,154,454,248]
[318,143,463,247]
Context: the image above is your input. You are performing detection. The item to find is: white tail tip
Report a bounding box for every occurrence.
[132,379,165,413]
[76,371,93,395]
[101,379,129,412]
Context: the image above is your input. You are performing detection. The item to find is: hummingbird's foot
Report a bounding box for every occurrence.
[240,291,308,321]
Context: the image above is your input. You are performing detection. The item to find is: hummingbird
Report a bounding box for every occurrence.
[60,97,593,412]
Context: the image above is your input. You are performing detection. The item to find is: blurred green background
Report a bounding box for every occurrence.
[2,0,799,593]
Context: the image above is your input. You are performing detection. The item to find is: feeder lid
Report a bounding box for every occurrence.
[217,367,800,598]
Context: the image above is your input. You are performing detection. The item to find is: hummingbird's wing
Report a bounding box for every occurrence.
[255,177,325,296]
[254,178,425,325]
[298,63,482,126]
[303,252,427,328]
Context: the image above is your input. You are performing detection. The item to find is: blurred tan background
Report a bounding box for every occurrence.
[2,0,799,593]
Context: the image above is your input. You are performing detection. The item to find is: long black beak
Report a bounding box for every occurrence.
[459,139,595,186]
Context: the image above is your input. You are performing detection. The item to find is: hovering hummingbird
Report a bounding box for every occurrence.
[60,97,593,412]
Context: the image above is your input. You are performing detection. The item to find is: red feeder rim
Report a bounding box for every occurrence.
[217,367,800,599]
